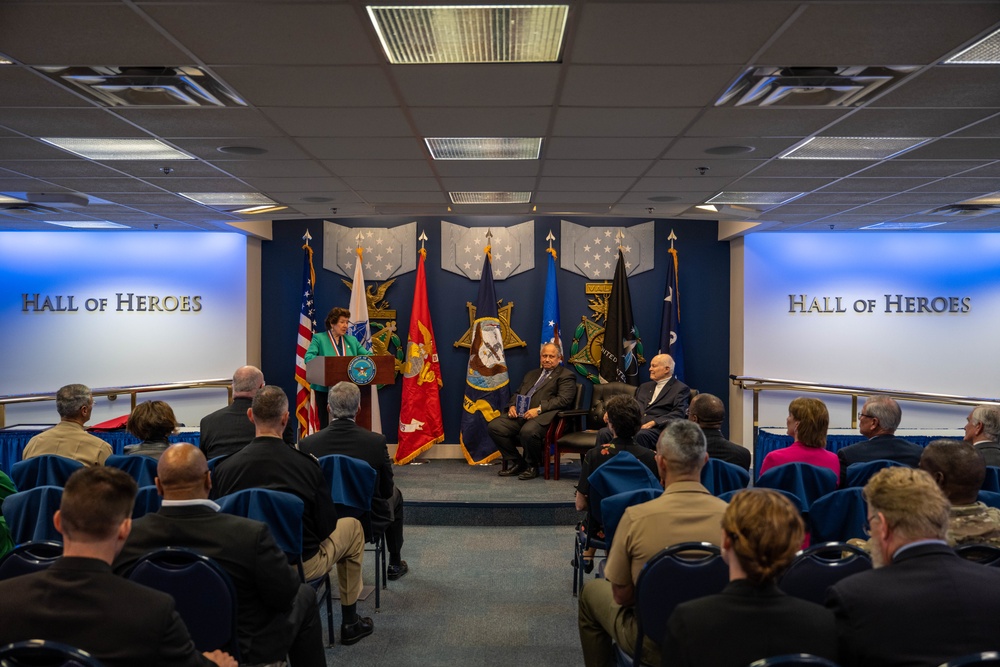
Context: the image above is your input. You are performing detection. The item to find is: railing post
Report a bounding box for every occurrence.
[752,387,760,448]
[0,404,5,430]
[851,394,858,429]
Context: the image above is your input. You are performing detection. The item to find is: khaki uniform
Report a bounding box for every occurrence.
[22,421,112,466]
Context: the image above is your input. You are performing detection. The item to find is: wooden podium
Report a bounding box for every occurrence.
[306,355,396,430]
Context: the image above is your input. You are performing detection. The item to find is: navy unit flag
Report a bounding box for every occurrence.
[660,244,685,382]
[599,249,640,386]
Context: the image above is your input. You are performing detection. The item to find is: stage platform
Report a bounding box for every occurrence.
[394,458,583,527]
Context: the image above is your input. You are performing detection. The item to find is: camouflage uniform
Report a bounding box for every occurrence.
[948,502,1000,547]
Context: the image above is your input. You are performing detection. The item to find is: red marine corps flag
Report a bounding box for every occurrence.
[395,234,445,464]
[294,231,320,439]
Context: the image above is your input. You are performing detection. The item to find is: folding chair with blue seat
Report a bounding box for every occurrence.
[599,487,661,550]
[982,467,1000,493]
[979,490,1000,510]
[2,486,63,544]
[756,463,838,512]
[104,454,158,487]
[940,652,1000,666]
[843,459,908,488]
[0,541,62,581]
[0,639,104,667]
[778,542,871,605]
[132,485,162,519]
[10,456,84,490]
[748,654,842,667]
[807,488,868,544]
[700,458,750,496]
[719,488,804,516]
[124,547,240,661]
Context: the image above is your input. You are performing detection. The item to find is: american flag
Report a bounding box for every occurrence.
[294,232,319,439]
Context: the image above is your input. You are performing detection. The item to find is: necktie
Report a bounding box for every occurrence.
[525,369,551,400]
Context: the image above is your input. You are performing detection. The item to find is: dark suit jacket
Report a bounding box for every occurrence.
[836,434,924,482]
[662,580,837,667]
[827,542,1000,667]
[636,376,690,429]
[703,428,751,471]
[199,396,295,459]
[0,557,212,667]
[212,436,338,561]
[506,365,577,427]
[975,440,1000,467]
[114,504,301,664]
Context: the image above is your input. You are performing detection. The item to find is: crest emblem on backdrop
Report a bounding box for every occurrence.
[559,220,655,278]
[440,220,535,279]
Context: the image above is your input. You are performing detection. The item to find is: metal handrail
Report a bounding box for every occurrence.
[0,379,233,429]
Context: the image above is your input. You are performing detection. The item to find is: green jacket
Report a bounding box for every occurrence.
[304,332,371,390]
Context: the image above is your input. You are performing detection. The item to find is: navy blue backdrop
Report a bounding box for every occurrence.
[261,216,730,444]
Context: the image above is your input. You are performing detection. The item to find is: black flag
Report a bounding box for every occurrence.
[599,249,640,385]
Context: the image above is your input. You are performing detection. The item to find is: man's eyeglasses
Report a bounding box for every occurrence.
[863,513,879,537]
[858,413,875,420]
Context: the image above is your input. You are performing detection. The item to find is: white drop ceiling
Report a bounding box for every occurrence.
[1,1,1000,232]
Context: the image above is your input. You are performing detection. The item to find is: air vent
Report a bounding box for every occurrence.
[716,66,918,108]
[0,202,60,215]
[926,204,1000,217]
[34,66,247,107]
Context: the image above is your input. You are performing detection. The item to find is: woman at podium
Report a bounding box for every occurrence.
[305,306,371,429]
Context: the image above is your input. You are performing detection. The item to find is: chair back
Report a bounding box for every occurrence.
[983,467,1000,493]
[2,486,63,544]
[132,485,162,519]
[719,488,804,515]
[104,455,158,487]
[0,541,62,581]
[955,544,1000,566]
[0,639,104,667]
[939,652,1000,667]
[700,459,750,496]
[216,488,304,563]
[587,383,637,429]
[748,655,842,667]
[600,488,660,547]
[586,451,660,527]
[125,547,240,659]
[978,490,1000,510]
[317,455,377,540]
[10,456,84,490]
[778,542,872,605]
[843,459,907,488]
[756,463,838,511]
[807,488,868,543]
[632,542,728,665]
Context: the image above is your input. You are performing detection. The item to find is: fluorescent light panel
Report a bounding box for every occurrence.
[780,136,930,160]
[426,137,541,160]
[367,5,568,64]
[43,220,130,229]
[39,137,194,161]
[179,192,276,206]
[449,191,531,204]
[233,205,288,214]
[707,192,803,206]
[0,195,25,204]
[945,27,1000,64]
[860,221,946,230]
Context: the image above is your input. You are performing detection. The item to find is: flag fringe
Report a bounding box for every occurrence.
[393,434,445,466]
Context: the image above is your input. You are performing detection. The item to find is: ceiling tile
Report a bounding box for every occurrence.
[872,67,1000,108]
[410,107,551,137]
[538,177,637,192]
[546,138,672,160]
[543,160,653,177]
[322,160,434,178]
[261,107,413,138]
[561,65,740,107]
[296,138,426,160]
[434,161,538,178]
[112,108,284,138]
[0,109,147,137]
[687,108,849,138]
[340,177,440,191]
[208,160,330,178]
[217,66,398,107]
[553,108,699,137]
[394,65,560,107]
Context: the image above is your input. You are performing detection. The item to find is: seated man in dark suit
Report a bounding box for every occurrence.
[114,443,325,666]
[596,353,690,450]
[919,439,1000,547]
[487,342,577,480]
[300,381,409,581]
[826,467,1000,666]
[837,395,923,482]
[213,385,373,646]
[199,366,294,459]
[0,466,236,667]
[963,404,1000,466]
[687,393,750,471]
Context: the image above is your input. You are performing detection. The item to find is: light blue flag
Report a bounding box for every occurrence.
[541,247,563,359]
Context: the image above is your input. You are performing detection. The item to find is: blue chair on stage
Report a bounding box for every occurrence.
[104,455,158,487]
[843,459,907,488]
[0,541,62,581]
[132,485,162,519]
[10,456,84,490]
[756,463,838,512]
[807,488,868,543]
[778,542,871,605]
[599,487,661,553]
[977,490,1000,510]
[982,467,1000,493]
[0,639,104,667]
[700,459,750,496]
[749,655,842,667]
[2,486,63,544]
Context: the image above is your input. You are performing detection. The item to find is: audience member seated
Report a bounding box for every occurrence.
[0,470,16,559]
[0,466,236,667]
[826,467,1000,666]
[123,400,178,460]
[920,439,1000,547]
[758,397,839,484]
[114,443,324,666]
[836,395,923,483]
[687,393,750,471]
[963,404,1000,467]
[199,366,294,459]
[578,420,727,667]
[661,488,837,667]
[22,384,112,466]
[300,381,410,580]
[595,354,690,450]
[212,385,373,646]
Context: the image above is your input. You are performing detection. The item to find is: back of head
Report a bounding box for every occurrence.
[865,395,902,433]
[329,381,362,419]
[56,383,92,419]
[789,397,829,448]
[920,439,985,505]
[723,488,804,585]
[971,405,1000,441]
[864,467,949,542]
[232,365,264,395]
[251,385,289,427]
[157,443,209,498]
[690,393,725,429]
[656,420,707,476]
[605,394,642,439]
[126,400,177,441]
[59,467,137,542]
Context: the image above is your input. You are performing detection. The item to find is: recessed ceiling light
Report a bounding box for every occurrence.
[426,138,542,160]
[945,27,1000,64]
[0,195,25,204]
[178,192,276,206]
[695,204,718,212]
[233,205,288,214]
[860,221,946,230]
[780,136,930,160]
[39,138,194,160]
[707,192,803,205]
[43,220,130,229]
[217,146,268,156]
[704,145,755,155]
[367,5,569,64]
[449,191,531,204]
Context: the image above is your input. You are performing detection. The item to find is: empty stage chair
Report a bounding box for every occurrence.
[0,640,104,667]
[955,544,1000,566]
[756,463,838,512]
[10,456,84,490]
[104,455,158,487]
[0,541,62,581]
[700,458,750,496]
[807,488,868,544]
[2,486,63,544]
[542,383,582,479]
[549,382,637,481]
[778,542,871,605]
[748,655,842,667]
[843,459,908,488]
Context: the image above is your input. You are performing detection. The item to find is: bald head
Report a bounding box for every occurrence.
[689,393,725,429]
[155,443,211,500]
[649,354,674,382]
[919,439,986,506]
[233,366,265,397]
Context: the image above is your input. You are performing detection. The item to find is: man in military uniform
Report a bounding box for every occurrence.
[920,439,1000,547]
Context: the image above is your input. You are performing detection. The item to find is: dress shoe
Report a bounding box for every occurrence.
[341,616,374,645]
[570,556,595,574]
[498,462,525,477]
[517,467,539,480]
[387,561,409,581]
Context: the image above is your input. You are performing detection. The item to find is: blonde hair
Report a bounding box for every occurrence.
[722,488,804,584]
[863,467,949,542]
[789,397,829,449]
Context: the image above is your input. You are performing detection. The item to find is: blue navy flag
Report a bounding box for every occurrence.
[599,250,641,386]
[460,246,510,464]
[660,246,686,382]
[541,247,563,358]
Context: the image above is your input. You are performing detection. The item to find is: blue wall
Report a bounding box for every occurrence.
[261,217,730,443]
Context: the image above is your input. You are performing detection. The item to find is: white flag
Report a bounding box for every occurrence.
[348,248,382,434]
